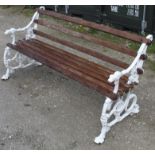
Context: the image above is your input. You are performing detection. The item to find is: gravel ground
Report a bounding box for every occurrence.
[0,7,155,150]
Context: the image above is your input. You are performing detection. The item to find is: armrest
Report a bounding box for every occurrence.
[108,34,153,94]
[5,6,45,44]
[5,11,38,34]
[121,35,153,76]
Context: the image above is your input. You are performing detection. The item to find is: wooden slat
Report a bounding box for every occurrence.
[27,40,111,82]
[26,39,131,93]
[38,9,149,44]
[30,38,129,85]
[7,42,118,100]
[15,41,114,91]
[33,29,129,69]
[31,39,114,76]
[34,19,137,57]
[20,39,114,87]
[29,38,130,86]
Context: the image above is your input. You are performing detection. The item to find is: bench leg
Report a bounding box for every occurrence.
[94,92,139,144]
[1,47,42,80]
[94,97,113,144]
[1,68,14,80]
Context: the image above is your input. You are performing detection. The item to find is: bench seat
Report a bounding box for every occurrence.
[7,38,131,100]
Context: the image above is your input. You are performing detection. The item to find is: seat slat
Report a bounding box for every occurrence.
[23,39,132,94]
[7,42,118,100]
[19,39,129,94]
[33,30,129,69]
[25,39,131,93]
[29,38,130,88]
[34,19,137,57]
[19,39,114,87]
[31,39,132,90]
[31,39,115,76]
[38,9,149,44]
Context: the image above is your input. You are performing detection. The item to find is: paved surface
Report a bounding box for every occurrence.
[0,7,155,150]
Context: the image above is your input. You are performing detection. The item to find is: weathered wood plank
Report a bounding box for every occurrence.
[7,42,118,100]
[34,30,129,69]
[29,39,132,91]
[38,9,150,44]
[26,39,131,93]
[34,19,137,57]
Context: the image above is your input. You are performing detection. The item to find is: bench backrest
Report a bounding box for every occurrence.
[32,8,149,70]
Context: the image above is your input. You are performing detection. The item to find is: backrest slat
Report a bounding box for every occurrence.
[38,9,149,44]
[34,19,137,57]
[33,29,129,69]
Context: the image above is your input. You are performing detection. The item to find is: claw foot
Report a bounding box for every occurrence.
[94,134,105,144]
[133,104,139,113]
[130,104,139,116]
[1,74,9,80]
[1,69,14,81]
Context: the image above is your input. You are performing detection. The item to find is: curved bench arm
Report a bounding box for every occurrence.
[108,34,153,94]
[4,6,45,44]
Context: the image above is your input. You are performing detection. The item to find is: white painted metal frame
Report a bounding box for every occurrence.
[1,6,153,144]
[1,6,45,80]
[94,34,153,144]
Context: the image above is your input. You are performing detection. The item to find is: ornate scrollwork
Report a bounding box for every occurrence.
[94,92,139,144]
[94,34,153,144]
[1,7,44,80]
[1,47,41,80]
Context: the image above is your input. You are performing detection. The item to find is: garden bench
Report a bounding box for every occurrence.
[2,6,153,144]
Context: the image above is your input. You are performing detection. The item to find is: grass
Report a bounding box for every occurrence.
[147,42,155,54]
[147,59,155,71]
[65,23,155,52]
[66,23,155,54]
[52,19,155,71]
